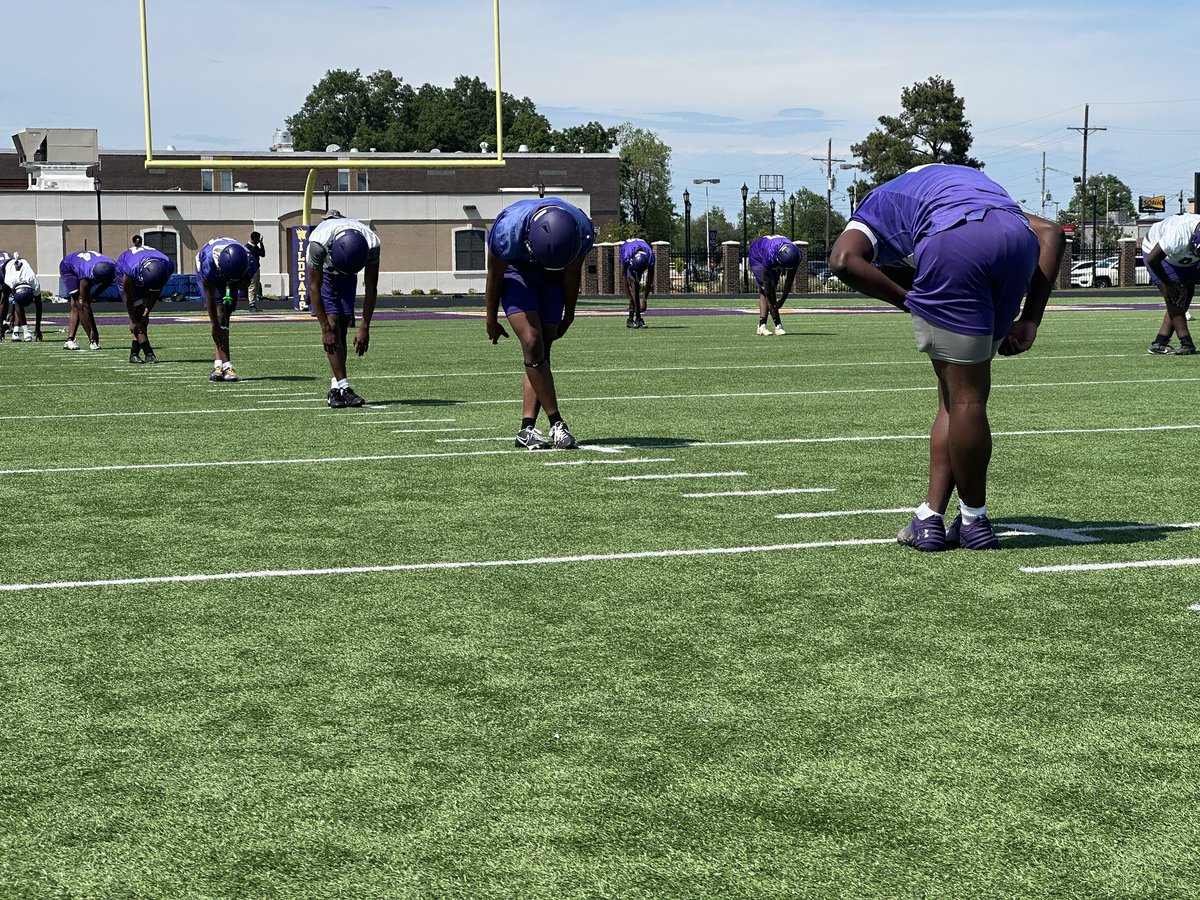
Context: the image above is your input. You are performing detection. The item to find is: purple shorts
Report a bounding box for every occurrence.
[1148,258,1200,287]
[906,211,1039,339]
[58,259,80,297]
[500,265,564,325]
[320,272,358,319]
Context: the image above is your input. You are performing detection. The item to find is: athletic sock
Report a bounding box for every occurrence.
[759,317,768,326]
[548,412,564,428]
[521,417,536,429]
[336,378,350,390]
[915,502,940,520]
[221,360,232,371]
[141,341,153,353]
[960,502,987,525]
[131,340,140,353]
[1153,334,1171,344]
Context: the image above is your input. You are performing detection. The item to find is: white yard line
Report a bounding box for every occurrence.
[776,507,911,520]
[684,488,836,498]
[391,426,490,434]
[0,538,897,593]
[1023,558,1200,574]
[256,398,330,404]
[608,471,747,482]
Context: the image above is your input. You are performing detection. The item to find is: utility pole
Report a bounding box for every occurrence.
[1067,104,1105,262]
[812,139,844,256]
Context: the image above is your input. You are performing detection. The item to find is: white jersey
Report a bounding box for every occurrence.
[307,217,381,274]
[3,256,40,293]
[1142,213,1200,267]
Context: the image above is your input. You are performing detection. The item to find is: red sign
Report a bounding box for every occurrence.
[1062,224,1076,237]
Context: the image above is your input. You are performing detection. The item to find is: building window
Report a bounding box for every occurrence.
[338,169,350,192]
[201,169,214,192]
[142,230,180,271]
[356,171,369,192]
[219,171,233,192]
[454,228,486,272]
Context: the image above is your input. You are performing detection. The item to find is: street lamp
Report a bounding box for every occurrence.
[840,162,862,216]
[322,179,330,213]
[683,189,692,293]
[741,183,749,292]
[693,178,719,279]
[789,195,796,241]
[769,198,776,233]
[94,175,103,254]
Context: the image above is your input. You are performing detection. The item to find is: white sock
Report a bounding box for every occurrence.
[915,502,940,520]
[214,359,222,369]
[960,502,987,525]
[336,378,350,390]
[221,360,232,371]
[331,377,340,389]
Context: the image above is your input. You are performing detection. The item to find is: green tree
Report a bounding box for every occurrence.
[549,122,619,154]
[617,124,674,241]
[783,188,846,250]
[286,69,411,152]
[851,76,982,188]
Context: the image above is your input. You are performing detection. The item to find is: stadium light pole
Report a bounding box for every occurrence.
[94,175,103,255]
[683,189,692,293]
[789,194,795,241]
[770,198,776,233]
[693,178,719,278]
[741,183,749,292]
[322,179,330,213]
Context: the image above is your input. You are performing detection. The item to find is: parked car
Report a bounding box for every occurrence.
[1070,256,1148,288]
[807,261,833,282]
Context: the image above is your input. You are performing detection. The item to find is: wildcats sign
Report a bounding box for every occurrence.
[1139,195,1166,213]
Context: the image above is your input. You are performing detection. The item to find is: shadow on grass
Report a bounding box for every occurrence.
[585,436,703,449]
[361,398,465,407]
[995,516,1192,548]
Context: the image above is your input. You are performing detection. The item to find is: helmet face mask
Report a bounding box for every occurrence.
[774,243,800,271]
[524,206,582,271]
[329,229,370,275]
[629,250,651,275]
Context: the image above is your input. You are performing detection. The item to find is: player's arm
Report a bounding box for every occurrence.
[778,267,797,306]
[558,257,584,337]
[355,260,379,357]
[484,252,508,343]
[33,295,43,340]
[1144,243,1182,304]
[644,263,654,301]
[999,214,1066,356]
[306,264,335,352]
[829,230,908,309]
[118,274,139,329]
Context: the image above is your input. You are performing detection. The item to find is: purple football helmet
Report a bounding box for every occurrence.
[329,228,370,275]
[1191,223,1200,255]
[135,256,172,291]
[89,260,116,287]
[215,242,250,279]
[628,249,651,275]
[525,205,582,270]
[774,242,800,270]
[12,285,35,307]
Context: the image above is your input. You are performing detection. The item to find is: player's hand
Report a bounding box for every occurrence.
[486,319,508,344]
[1165,282,1184,307]
[353,324,370,357]
[320,322,337,354]
[34,329,42,342]
[998,320,1037,356]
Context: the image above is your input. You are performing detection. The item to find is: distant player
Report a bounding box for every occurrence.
[748,235,800,336]
[1142,212,1200,355]
[485,198,595,449]
[830,163,1065,551]
[305,211,381,408]
[247,230,266,311]
[59,250,116,350]
[116,244,174,363]
[196,237,258,382]
[619,238,655,328]
[0,252,42,343]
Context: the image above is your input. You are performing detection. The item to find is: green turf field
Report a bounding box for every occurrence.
[2,300,1199,897]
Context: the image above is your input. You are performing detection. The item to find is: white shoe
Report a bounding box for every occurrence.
[774,323,786,336]
[756,324,772,336]
[64,339,80,351]
[89,341,101,351]
[9,330,18,343]
[21,329,31,342]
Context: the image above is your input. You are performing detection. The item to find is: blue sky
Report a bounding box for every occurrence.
[7,0,1197,220]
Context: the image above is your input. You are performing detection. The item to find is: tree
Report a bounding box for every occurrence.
[287,69,411,152]
[1061,172,1135,228]
[617,124,674,241]
[784,188,846,249]
[851,76,982,188]
[549,122,619,154]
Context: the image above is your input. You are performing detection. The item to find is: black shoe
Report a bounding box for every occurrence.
[341,386,365,407]
[635,318,646,328]
[626,318,637,328]
[1177,343,1197,356]
[1149,341,1176,355]
[327,388,348,408]
[514,425,552,449]
[143,350,157,364]
[129,352,143,364]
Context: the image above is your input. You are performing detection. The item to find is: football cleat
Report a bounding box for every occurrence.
[897,513,948,552]
[626,318,637,329]
[21,329,32,342]
[88,341,101,351]
[635,318,646,329]
[327,388,348,409]
[208,367,225,382]
[64,339,81,351]
[9,329,18,343]
[774,322,786,336]
[550,420,579,450]
[341,386,365,407]
[1176,342,1197,356]
[143,350,157,364]
[957,515,1000,550]
[756,324,772,337]
[514,425,551,450]
[129,351,143,364]
[1148,341,1176,355]
[222,366,240,382]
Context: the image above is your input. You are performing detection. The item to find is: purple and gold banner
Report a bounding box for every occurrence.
[288,225,310,310]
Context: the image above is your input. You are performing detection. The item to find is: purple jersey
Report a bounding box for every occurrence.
[117,246,172,281]
[196,237,259,286]
[749,236,795,272]
[61,251,117,282]
[487,199,595,267]
[850,164,1030,268]
[619,239,654,273]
